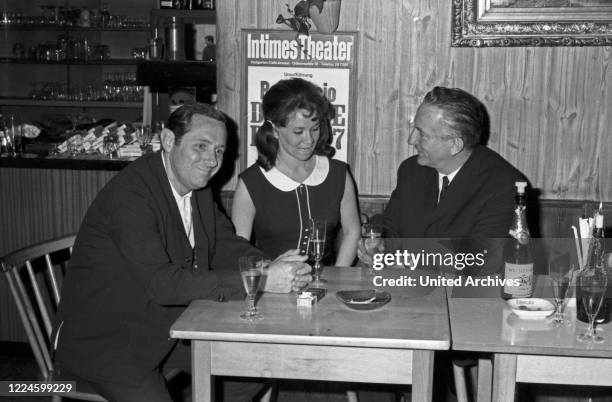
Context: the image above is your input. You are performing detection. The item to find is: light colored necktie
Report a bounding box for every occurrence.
[182,196,194,248]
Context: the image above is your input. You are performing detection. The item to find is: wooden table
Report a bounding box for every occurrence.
[448,275,612,402]
[170,267,450,402]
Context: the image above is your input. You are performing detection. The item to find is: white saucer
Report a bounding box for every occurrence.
[507,298,555,320]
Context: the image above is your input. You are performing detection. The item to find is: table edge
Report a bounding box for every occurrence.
[170,330,450,351]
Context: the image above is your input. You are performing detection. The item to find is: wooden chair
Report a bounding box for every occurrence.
[0,234,179,401]
[0,234,106,401]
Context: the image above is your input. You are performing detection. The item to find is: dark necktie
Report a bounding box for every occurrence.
[438,176,450,204]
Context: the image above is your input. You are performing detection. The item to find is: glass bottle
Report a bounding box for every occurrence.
[165,17,185,61]
[502,181,534,299]
[0,115,6,155]
[100,3,110,28]
[577,210,608,323]
[149,28,164,60]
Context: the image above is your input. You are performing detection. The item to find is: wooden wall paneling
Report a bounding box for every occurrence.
[216,0,240,191]
[354,0,391,194]
[219,0,612,200]
[0,168,116,342]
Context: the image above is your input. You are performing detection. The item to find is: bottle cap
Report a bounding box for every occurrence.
[515,181,527,194]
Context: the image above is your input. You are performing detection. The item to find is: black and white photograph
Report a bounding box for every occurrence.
[1,1,611,402]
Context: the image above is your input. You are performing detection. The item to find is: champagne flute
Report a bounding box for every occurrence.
[577,268,607,343]
[239,256,264,321]
[308,218,327,286]
[547,260,575,327]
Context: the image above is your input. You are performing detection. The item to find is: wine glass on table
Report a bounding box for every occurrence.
[239,256,264,321]
[547,259,575,327]
[308,218,327,286]
[577,268,607,343]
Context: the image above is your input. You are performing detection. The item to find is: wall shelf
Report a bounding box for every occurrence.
[150,9,215,25]
[0,24,150,31]
[136,60,216,88]
[0,98,142,109]
[1,58,141,65]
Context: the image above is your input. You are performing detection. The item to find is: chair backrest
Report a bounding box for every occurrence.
[1,234,76,381]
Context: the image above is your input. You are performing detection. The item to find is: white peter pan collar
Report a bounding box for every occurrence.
[260,155,329,192]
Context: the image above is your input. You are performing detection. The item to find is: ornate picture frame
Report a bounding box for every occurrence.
[452,0,612,47]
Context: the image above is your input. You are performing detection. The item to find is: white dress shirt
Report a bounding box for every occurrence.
[162,152,194,247]
[437,167,461,204]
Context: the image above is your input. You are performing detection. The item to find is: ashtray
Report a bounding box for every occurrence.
[507,298,555,320]
[336,289,391,311]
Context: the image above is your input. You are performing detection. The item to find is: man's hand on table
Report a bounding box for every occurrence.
[264,249,312,293]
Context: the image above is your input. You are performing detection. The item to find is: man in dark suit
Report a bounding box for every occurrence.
[53,103,311,402]
[360,87,523,275]
[362,87,524,400]
[384,86,522,240]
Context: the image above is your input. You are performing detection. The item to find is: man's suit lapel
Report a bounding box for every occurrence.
[193,191,213,267]
[422,168,439,233]
[149,152,192,244]
[424,148,482,235]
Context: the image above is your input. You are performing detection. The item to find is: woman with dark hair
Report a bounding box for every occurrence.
[231,78,360,267]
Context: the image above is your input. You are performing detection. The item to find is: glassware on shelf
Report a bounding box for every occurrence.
[100,3,110,28]
[3,115,19,157]
[12,42,25,58]
[92,43,110,61]
[103,134,119,158]
[67,134,83,157]
[131,47,147,59]
[135,126,153,154]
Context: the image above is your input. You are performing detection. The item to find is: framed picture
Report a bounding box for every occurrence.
[240,29,358,168]
[452,0,612,47]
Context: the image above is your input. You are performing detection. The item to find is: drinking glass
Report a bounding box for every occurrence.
[135,126,152,154]
[5,115,19,157]
[67,134,83,157]
[239,256,264,321]
[308,218,327,286]
[547,259,575,327]
[577,268,607,343]
[102,134,119,158]
[362,223,384,275]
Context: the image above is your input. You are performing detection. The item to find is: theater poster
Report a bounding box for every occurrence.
[241,29,358,167]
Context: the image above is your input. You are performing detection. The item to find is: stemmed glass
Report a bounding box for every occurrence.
[308,218,327,286]
[239,256,264,321]
[577,268,608,343]
[547,259,575,327]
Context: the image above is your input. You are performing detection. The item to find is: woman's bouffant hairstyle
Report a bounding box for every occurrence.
[255,78,335,170]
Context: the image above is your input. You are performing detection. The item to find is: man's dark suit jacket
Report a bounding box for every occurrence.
[54,152,261,385]
[383,145,524,274]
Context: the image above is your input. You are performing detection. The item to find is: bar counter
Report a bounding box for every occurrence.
[0,154,131,171]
